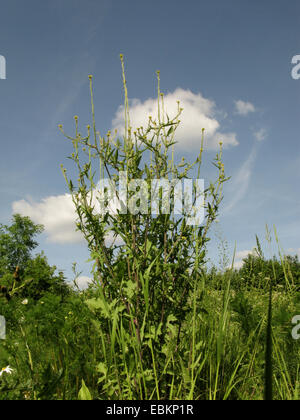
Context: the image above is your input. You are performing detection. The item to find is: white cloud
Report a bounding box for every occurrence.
[234,100,256,116]
[254,128,267,142]
[12,194,83,244]
[286,248,300,259]
[233,260,244,270]
[112,88,238,151]
[75,275,93,289]
[12,189,124,245]
[233,249,255,269]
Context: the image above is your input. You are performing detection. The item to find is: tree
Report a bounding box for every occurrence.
[21,252,70,300]
[0,214,43,274]
[238,253,300,290]
[0,214,70,300]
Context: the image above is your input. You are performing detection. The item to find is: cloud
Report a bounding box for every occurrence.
[112,88,238,151]
[254,128,267,142]
[12,188,124,245]
[75,276,93,290]
[286,248,300,259]
[12,194,83,244]
[234,100,256,116]
[233,249,255,269]
[223,145,257,214]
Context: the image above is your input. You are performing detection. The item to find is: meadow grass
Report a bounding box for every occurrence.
[0,247,299,400]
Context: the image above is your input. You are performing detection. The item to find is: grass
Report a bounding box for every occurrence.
[0,247,299,400]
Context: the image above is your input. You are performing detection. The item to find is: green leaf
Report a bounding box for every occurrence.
[85,297,110,318]
[167,126,174,136]
[78,379,92,400]
[97,362,107,384]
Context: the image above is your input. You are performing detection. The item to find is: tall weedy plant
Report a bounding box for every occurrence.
[59,55,229,399]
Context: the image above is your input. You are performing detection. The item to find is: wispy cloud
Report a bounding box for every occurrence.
[112,88,238,151]
[234,100,256,116]
[223,144,258,214]
[44,54,94,142]
[254,128,268,142]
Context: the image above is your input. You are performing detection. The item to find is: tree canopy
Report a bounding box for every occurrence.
[0,214,70,300]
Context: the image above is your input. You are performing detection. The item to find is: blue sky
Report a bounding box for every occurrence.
[1,0,300,286]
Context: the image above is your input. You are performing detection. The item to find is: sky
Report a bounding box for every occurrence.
[1,0,300,287]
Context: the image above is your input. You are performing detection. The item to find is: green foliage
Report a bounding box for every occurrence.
[0,253,299,400]
[0,290,100,400]
[21,253,70,300]
[0,215,70,301]
[78,380,92,400]
[58,57,230,399]
[0,214,43,274]
[235,252,300,291]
